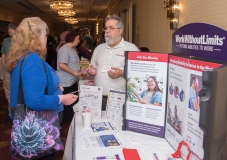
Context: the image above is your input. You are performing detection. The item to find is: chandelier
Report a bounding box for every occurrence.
[65,17,78,24]
[50,1,73,10]
[58,10,76,17]
[67,21,78,24]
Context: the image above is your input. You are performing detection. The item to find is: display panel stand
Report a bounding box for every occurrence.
[123,51,168,138]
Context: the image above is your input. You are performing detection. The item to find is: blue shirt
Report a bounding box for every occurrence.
[10,53,63,118]
[140,90,162,104]
[189,87,196,110]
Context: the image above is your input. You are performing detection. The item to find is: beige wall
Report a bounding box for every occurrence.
[104,0,227,53]
[179,0,227,29]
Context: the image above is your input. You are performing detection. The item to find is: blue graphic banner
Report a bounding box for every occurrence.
[172,23,227,62]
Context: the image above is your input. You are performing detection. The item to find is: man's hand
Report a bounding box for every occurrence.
[107,67,123,79]
[59,86,64,92]
[87,64,97,76]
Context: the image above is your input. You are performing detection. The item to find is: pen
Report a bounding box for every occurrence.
[70,90,78,94]
[93,154,120,160]
[93,156,114,159]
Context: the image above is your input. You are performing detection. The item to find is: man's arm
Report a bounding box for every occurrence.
[1,54,5,69]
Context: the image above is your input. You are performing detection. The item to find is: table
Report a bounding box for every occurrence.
[63,111,181,160]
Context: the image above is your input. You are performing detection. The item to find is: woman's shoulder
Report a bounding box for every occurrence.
[140,90,147,96]
[23,53,43,65]
[155,91,162,96]
[58,44,68,51]
[26,53,42,60]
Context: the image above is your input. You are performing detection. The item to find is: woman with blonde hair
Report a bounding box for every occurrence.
[6,17,78,160]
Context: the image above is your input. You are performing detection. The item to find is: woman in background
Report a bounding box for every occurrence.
[56,31,80,124]
[6,17,77,160]
[56,31,70,53]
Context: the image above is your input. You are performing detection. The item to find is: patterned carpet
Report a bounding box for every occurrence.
[0,81,70,160]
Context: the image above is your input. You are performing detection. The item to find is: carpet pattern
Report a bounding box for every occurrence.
[0,81,70,160]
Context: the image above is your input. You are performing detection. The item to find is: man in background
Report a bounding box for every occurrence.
[82,29,94,50]
[0,31,4,81]
[87,14,139,110]
[1,22,18,122]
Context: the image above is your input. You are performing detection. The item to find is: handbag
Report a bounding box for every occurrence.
[10,54,64,160]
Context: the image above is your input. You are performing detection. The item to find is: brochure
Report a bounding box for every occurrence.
[81,134,125,150]
[80,121,119,134]
[79,85,103,118]
[106,88,125,123]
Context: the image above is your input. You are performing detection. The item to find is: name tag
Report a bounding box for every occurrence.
[101,64,112,72]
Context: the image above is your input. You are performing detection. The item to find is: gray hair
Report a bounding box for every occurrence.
[106,14,124,31]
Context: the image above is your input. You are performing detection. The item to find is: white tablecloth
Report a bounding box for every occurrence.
[63,111,182,160]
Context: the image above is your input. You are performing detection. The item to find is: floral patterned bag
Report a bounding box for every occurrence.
[10,55,64,159]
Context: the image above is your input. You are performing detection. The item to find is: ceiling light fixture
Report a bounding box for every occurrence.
[58,9,76,17]
[50,0,73,10]
[67,21,78,24]
[65,17,78,24]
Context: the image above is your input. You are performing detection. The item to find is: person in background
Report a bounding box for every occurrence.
[93,33,104,48]
[6,17,77,160]
[87,14,139,110]
[53,34,60,44]
[128,76,162,106]
[1,22,18,122]
[139,47,150,52]
[82,29,94,50]
[77,38,93,61]
[56,31,80,124]
[0,31,4,81]
[46,35,57,70]
[56,31,70,53]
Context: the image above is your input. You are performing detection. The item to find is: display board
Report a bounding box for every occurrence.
[165,55,222,160]
[170,22,227,160]
[124,51,168,137]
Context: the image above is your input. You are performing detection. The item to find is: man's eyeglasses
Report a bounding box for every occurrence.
[104,27,120,32]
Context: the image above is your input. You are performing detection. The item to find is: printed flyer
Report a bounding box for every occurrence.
[81,134,125,150]
[124,51,168,137]
[165,55,222,160]
[79,85,103,118]
[106,88,125,123]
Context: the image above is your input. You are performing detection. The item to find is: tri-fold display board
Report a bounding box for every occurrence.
[165,55,224,160]
[123,22,227,160]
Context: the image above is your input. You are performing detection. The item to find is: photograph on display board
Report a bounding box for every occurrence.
[170,85,185,102]
[189,74,202,112]
[127,75,163,107]
[166,102,184,136]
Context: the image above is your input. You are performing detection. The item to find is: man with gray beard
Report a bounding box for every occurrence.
[87,14,138,110]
